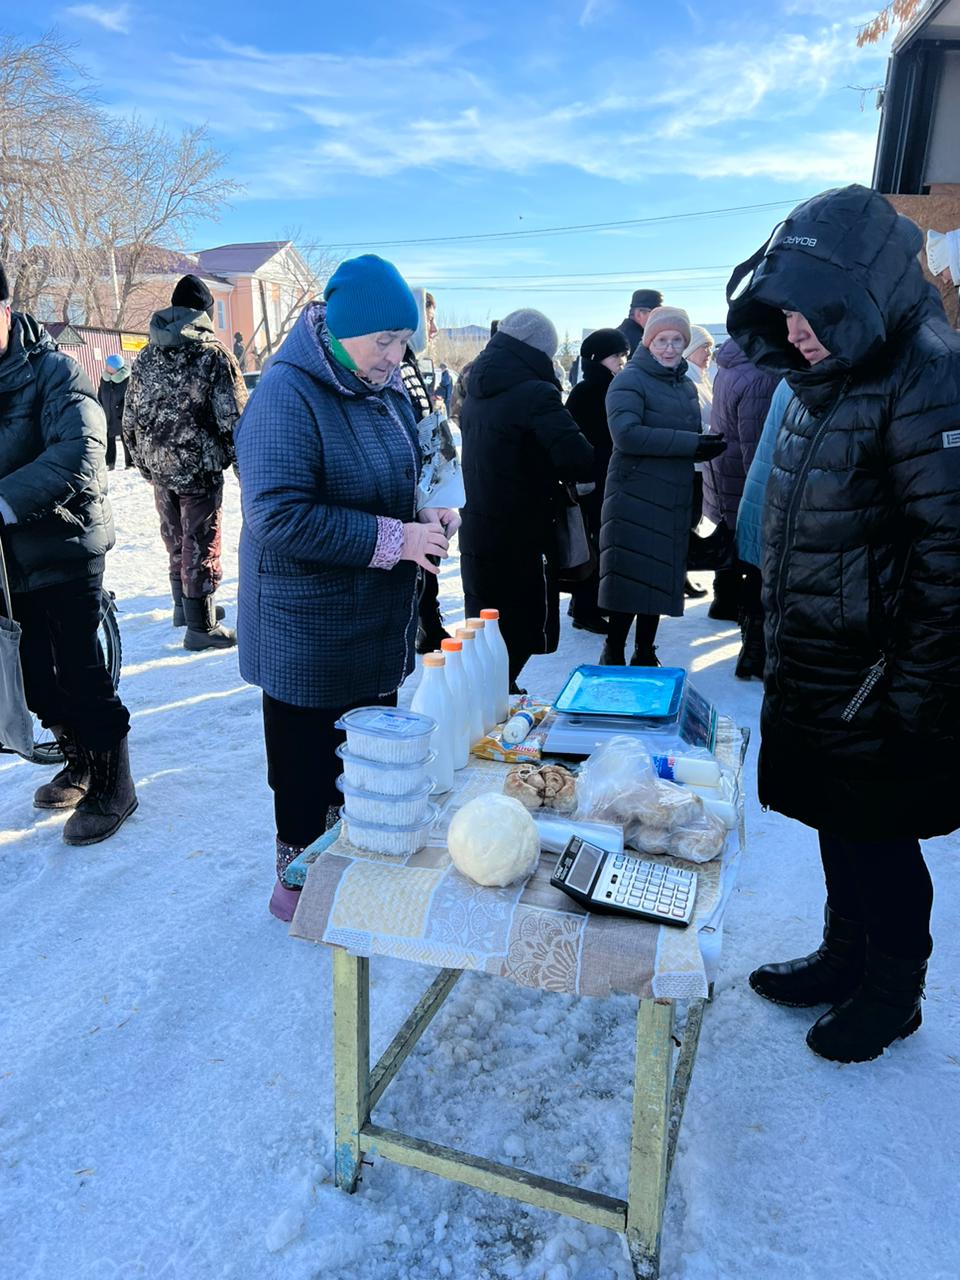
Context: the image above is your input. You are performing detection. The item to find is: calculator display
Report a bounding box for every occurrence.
[566,843,601,894]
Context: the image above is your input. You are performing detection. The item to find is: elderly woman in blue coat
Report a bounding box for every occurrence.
[235,255,457,921]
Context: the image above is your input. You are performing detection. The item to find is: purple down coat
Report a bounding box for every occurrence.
[702,339,779,526]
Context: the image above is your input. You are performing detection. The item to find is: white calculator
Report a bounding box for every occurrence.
[551,836,698,927]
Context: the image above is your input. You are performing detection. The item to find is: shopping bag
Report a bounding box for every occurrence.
[555,485,596,587]
[0,537,34,758]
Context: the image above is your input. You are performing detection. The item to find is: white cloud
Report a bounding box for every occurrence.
[579,0,615,26]
[692,129,877,184]
[106,20,885,190]
[65,3,131,33]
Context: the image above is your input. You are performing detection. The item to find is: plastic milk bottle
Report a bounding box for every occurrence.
[465,619,497,732]
[455,628,486,747]
[410,654,455,794]
[439,638,471,770]
[479,608,510,723]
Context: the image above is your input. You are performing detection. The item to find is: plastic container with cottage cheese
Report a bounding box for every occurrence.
[335,706,436,765]
[339,803,439,858]
[335,744,436,796]
[336,774,434,827]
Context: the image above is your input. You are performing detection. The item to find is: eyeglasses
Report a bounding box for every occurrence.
[650,336,685,350]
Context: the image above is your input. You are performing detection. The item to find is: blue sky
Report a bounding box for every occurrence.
[14,0,893,334]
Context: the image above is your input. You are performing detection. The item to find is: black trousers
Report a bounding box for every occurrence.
[606,611,659,651]
[261,690,396,849]
[105,436,133,469]
[13,573,129,751]
[819,831,934,958]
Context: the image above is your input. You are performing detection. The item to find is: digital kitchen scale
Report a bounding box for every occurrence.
[551,836,697,927]
[542,681,719,759]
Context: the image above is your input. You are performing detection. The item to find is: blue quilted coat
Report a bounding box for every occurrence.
[735,377,792,569]
[235,303,421,708]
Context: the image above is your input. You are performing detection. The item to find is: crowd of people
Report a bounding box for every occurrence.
[1,182,958,1065]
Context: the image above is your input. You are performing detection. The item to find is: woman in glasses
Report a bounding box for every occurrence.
[598,306,725,665]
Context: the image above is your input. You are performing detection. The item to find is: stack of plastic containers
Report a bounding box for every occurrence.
[334,706,439,856]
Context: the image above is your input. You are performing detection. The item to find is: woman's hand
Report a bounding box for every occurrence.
[402,521,449,573]
[419,506,462,536]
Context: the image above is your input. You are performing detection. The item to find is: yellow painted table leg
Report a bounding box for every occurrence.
[625,998,674,1280]
[333,949,370,1192]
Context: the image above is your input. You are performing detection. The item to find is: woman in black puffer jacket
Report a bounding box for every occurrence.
[564,328,629,634]
[726,184,960,1065]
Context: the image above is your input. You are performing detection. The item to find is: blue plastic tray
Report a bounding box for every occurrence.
[553,665,686,719]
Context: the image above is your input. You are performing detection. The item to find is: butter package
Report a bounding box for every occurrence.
[470,697,551,763]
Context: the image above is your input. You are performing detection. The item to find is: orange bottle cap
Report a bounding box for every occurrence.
[440,638,463,652]
[422,653,445,667]
[480,608,499,620]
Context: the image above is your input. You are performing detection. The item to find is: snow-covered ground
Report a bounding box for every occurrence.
[2,470,957,1280]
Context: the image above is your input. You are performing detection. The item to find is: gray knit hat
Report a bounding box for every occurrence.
[497,309,559,359]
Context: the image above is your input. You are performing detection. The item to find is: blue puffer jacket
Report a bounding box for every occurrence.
[735,378,792,568]
[235,303,421,708]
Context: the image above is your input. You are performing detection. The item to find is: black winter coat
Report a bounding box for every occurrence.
[702,340,778,525]
[727,183,960,840]
[617,316,644,357]
[98,376,128,439]
[564,360,616,533]
[459,331,593,660]
[599,345,701,618]
[0,314,114,594]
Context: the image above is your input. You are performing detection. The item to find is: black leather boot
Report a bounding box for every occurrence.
[708,567,741,621]
[62,736,138,845]
[735,610,766,681]
[749,906,866,1007]
[171,579,223,628]
[33,727,91,810]
[630,645,660,667]
[183,595,236,650]
[684,576,708,599]
[806,943,927,1063]
[598,640,626,665]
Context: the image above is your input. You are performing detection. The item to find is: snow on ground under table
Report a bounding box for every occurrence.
[1,469,957,1280]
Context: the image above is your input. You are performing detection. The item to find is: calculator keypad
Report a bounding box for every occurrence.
[597,854,696,926]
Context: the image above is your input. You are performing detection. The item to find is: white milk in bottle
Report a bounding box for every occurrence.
[456,628,486,747]
[410,653,455,794]
[479,608,510,723]
[439,638,471,770]
[466,619,497,732]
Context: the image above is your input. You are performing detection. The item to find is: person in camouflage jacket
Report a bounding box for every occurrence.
[123,274,246,648]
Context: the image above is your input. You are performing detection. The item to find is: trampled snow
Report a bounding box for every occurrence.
[2,471,957,1280]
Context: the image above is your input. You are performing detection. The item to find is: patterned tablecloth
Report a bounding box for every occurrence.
[289,716,746,1000]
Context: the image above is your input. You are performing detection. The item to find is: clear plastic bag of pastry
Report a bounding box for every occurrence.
[574,736,660,823]
[626,801,727,864]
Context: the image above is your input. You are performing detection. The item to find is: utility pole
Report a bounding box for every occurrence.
[258,277,273,358]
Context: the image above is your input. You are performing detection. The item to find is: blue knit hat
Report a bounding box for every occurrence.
[323,254,419,339]
[105,353,125,372]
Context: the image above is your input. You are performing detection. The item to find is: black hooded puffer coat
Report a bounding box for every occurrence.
[726,184,960,840]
